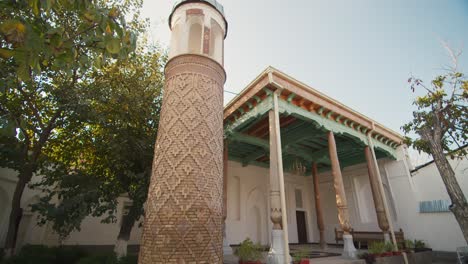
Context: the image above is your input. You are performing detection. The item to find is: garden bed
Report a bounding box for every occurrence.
[374,251,432,264]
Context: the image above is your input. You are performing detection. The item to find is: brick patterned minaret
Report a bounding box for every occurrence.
[138,1,227,263]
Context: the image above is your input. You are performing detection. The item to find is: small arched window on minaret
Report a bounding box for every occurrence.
[188,21,203,54]
[169,19,183,57]
[209,19,223,63]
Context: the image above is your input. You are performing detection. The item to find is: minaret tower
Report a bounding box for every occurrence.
[138,1,227,263]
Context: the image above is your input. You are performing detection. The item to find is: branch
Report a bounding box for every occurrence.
[31,109,62,163]
[16,83,45,131]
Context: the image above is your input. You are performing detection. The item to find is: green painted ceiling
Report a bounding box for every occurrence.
[226,109,389,175]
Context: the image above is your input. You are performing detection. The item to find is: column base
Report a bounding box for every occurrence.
[267,230,291,264]
[223,237,233,255]
[383,232,391,242]
[319,240,328,251]
[342,234,357,259]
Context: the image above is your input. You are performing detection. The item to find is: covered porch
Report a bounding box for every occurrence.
[222,67,405,262]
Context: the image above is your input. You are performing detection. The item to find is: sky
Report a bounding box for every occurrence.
[140,0,468,164]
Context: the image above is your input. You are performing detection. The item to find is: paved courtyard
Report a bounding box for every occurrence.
[223,244,455,264]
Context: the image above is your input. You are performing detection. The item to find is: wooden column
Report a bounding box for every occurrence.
[327,131,352,234]
[312,163,327,250]
[223,140,228,224]
[268,110,282,230]
[364,146,390,234]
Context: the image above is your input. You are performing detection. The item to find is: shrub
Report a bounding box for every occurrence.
[118,255,138,264]
[54,246,87,264]
[2,245,57,264]
[368,242,385,255]
[76,254,118,264]
[234,238,263,261]
[0,245,88,264]
[292,248,309,262]
[414,240,426,249]
[383,242,395,252]
[404,239,414,249]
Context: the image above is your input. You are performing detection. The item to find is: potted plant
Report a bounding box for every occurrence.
[382,242,394,257]
[292,248,309,264]
[358,252,376,264]
[368,241,385,258]
[414,240,431,252]
[234,238,263,264]
[404,239,415,253]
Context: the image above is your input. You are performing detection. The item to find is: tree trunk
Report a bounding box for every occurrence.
[114,209,137,258]
[4,168,33,257]
[422,129,468,244]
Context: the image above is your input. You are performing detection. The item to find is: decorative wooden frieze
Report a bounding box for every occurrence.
[186,8,204,16]
[203,26,210,54]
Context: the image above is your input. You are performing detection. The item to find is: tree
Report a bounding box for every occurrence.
[0,0,141,256]
[402,47,468,244]
[32,43,166,258]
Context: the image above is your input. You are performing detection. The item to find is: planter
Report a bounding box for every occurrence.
[375,255,404,264]
[406,251,432,264]
[374,251,433,264]
[414,248,432,253]
[293,260,310,264]
[239,261,261,264]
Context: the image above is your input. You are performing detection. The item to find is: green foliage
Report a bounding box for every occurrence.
[0,0,141,81]
[292,248,309,262]
[414,240,426,249]
[404,239,414,249]
[31,42,166,238]
[403,69,467,156]
[368,242,386,255]
[0,246,137,264]
[234,238,263,261]
[1,245,86,264]
[383,242,395,252]
[76,254,118,264]
[0,0,146,249]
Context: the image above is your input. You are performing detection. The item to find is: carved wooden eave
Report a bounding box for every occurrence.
[223,66,404,162]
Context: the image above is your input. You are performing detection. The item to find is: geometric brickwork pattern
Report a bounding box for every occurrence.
[138,54,226,264]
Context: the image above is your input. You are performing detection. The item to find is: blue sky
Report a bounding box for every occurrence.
[141,0,467,161]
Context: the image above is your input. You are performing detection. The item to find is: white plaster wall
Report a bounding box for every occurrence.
[389,154,467,252]
[224,160,399,247]
[312,162,402,245]
[6,151,464,252]
[225,161,318,246]
[0,168,50,249]
[0,168,143,248]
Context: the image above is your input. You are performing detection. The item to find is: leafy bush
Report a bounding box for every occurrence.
[118,255,138,264]
[368,242,385,255]
[234,238,263,261]
[54,246,87,264]
[76,254,118,264]
[2,245,57,264]
[0,245,137,264]
[404,239,414,249]
[414,240,426,249]
[1,245,87,264]
[292,248,309,262]
[383,242,395,252]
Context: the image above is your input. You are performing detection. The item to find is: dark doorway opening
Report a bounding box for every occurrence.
[296,210,307,244]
